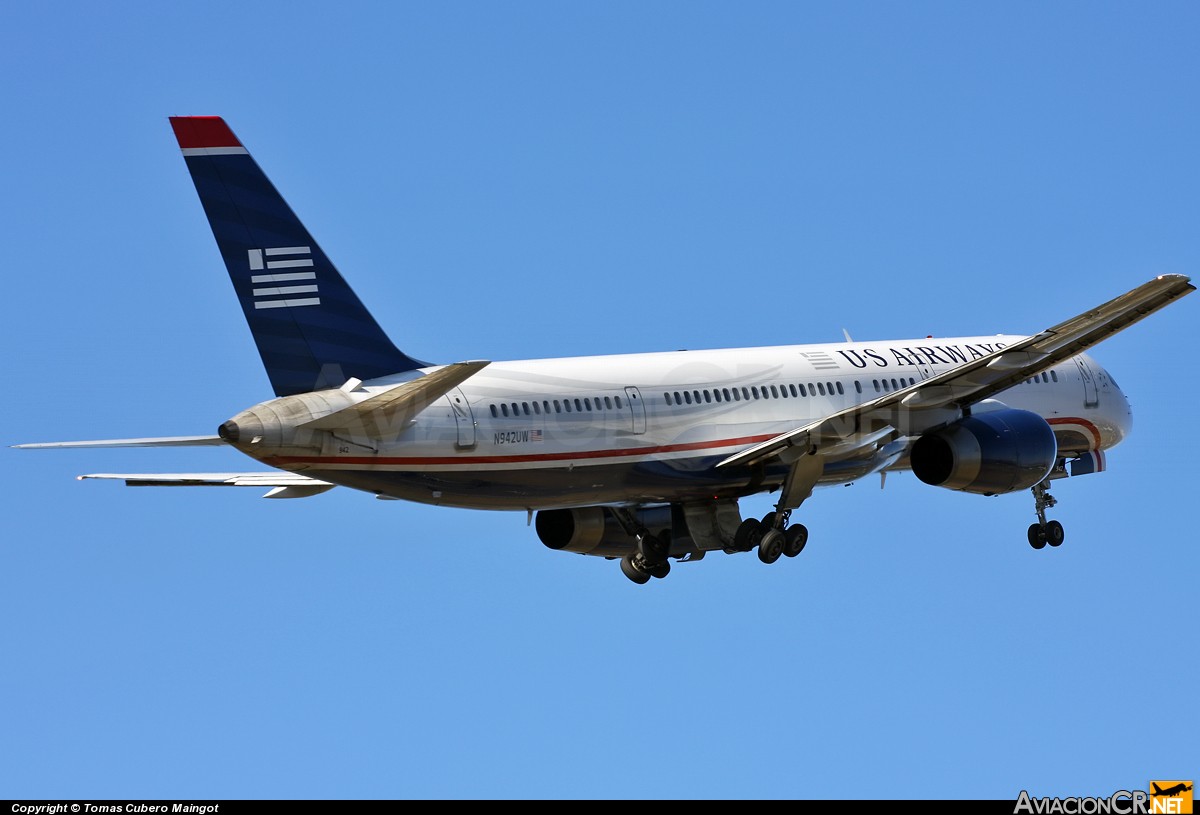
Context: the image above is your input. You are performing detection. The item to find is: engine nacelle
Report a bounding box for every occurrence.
[535,506,674,558]
[910,408,1057,496]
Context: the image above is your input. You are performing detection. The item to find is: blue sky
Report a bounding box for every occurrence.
[2,1,1196,800]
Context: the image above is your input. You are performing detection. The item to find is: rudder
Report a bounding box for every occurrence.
[169,116,427,396]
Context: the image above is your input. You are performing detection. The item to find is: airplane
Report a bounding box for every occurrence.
[1152,783,1193,798]
[13,116,1195,584]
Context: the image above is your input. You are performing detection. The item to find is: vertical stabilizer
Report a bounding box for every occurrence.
[169,116,428,396]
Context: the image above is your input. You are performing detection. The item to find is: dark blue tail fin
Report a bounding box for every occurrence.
[169,116,428,396]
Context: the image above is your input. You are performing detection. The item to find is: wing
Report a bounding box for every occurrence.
[719,274,1194,468]
[12,435,225,449]
[77,472,335,499]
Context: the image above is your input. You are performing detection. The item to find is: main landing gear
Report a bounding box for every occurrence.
[618,509,811,584]
[619,528,672,585]
[730,510,808,564]
[1027,480,1065,550]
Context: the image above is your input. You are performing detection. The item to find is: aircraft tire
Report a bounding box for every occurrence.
[734,518,762,552]
[620,555,651,584]
[1027,524,1047,550]
[648,560,671,579]
[784,524,808,557]
[758,529,784,564]
[1045,520,1065,547]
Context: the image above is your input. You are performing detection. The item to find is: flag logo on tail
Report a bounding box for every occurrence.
[248,247,320,309]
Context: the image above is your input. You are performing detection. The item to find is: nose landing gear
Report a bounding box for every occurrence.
[1027,480,1065,550]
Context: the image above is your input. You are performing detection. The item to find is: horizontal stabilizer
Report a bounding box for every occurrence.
[13,435,226,450]
[78,472,335,499]
[301,360,490,434]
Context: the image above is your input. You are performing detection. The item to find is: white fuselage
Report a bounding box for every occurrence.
[234,335,1132,511]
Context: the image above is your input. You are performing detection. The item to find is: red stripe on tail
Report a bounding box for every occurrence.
[169,116,241,149]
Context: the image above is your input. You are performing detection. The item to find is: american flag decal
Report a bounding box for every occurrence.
[530,429,544,442]
[800,351,840,370]
[247,247,320,309]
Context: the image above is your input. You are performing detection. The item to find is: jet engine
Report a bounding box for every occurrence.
[909,408,1057,495]
[535,505,674,558]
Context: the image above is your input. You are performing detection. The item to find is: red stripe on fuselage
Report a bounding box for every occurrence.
[1047,417,1104,449]
[266,416,1108,469]
[265,432,780,468]
[169,116,242,149]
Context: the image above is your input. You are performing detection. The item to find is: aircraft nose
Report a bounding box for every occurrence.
[1107,370,1134,447]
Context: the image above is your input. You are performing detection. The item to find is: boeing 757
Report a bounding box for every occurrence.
[14,116,1195,584]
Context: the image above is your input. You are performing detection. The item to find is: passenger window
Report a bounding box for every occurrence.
[674,391,682,405]
[574,398,583,412]
[1050,371,1058,383]
[703,390,712,403]
[665,392,672,405]
[751,386,760,399]
[584,398,592,411]
[522,402,530,415]
[693,390,702,404]
[615,396,623,408]
[741,387,750,401]
[770,385,779,398]
[732,388,741,401]
[605,396,613,410]
[854,381,862,394]
[817,383,826,396]
[714,389,723,403]
[533,402,541,415]
[891,378,899,390]
[835,382,844,395]
[489,404,498,418]
[511,403,520,416]
[554,400,562,413]
[799,384,808,397]
[723,388,732,402]
[501,404,509,417]
[564,400,572,413]
[684,391,693,405]
[789,384,798,397]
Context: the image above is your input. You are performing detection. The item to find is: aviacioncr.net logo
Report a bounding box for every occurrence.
[1014,790,1150,814]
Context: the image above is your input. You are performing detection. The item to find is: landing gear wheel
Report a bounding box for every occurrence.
[783,524,808,557]
[758,529,785,564]
[620,554,651,584]
[760,512,777,530]
[1027,523,1047,550]
[733,518,763,553]
[1045,520,1065,547]
[648,560,671,579]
